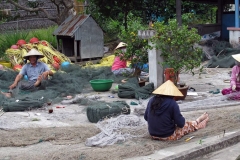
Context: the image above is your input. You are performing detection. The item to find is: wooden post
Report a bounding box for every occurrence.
[176,0,182,26]
[74,0,85,14]
[74,40,78,63]
[217,0,223,25]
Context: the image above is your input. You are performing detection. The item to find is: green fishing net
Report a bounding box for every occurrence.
[0,64,128,112]
[86,101,131,123]
[203,40,240,68]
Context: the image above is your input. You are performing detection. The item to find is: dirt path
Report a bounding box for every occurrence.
[1,104,240,160]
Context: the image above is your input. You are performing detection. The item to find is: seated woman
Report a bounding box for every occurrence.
[222,54,240,99]
[144,80,209,141]
[111,42,134,76]
[111,42,148,77]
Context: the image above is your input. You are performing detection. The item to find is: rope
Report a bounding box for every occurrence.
[85,115,147,147]
[0,109,5,117]
[179,91,240,112]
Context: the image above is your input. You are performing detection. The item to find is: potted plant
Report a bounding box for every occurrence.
[151,19,203,99]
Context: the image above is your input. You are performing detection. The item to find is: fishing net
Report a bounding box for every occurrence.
[175,91,240,113]
[117,77,154,99]
[86,101,131,123]
[0,64,129,112]
[200,40,240,68]
[85,114,147,147]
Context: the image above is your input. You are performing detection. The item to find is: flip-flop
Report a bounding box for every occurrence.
[224,79,230,83]
[188,87,196,91]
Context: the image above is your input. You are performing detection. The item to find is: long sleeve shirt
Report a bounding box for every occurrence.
[230,65,240,88]
[144,96,185,138]
[111,56,127,71]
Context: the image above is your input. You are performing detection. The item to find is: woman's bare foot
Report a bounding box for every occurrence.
[196,112,209,124]
[197,116,209,129]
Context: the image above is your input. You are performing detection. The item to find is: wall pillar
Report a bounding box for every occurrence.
[227,27,240,48]
[138,30,164,88]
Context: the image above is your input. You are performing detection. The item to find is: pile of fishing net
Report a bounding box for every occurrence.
[0,65,126,112]
[86,101,131,123]
[200,40,240,68]
[117,77,154,99]
[85,114,147,147]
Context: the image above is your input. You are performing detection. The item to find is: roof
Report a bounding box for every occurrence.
[53,14,92,37]
[184,0,234,4]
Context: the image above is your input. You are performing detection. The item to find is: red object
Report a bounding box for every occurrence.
[29,37,39,44]
[13,64,22,71]
[53,56,61,64]
[11,45,19,49]
[56,106,65,108]
[41,41,48,46]
[48,108,53,113]
[52,62,60,70]
[16,39,26,46]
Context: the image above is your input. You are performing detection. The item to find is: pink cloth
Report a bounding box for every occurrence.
[0,64,3,70]
[111,56,127,71]
[222,87,240,100]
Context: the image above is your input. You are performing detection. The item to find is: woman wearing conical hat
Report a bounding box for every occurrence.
[111,42,131,75]
[144,80,209,141]
[222,54,240,99]
[1,48,53,98]
[111,42,148,76]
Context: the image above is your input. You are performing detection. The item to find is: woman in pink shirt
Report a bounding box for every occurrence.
[222,54,240,97]
[111,42,134,76]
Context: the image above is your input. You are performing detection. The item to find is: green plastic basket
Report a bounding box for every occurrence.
[89,79,114,92]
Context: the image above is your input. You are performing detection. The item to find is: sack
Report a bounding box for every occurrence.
[86,101,130,123]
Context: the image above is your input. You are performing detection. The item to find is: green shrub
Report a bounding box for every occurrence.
[0,26,58,60]
[151,19,203,85]
[0,30,29,60]
[28,26,58,47]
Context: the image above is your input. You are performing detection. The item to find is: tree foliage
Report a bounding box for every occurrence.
[151,19,203,85]
[89,0,218,26]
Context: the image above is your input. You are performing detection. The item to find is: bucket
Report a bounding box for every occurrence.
[0,61,12,68]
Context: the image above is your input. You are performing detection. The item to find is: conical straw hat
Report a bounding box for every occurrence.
[115,42,127,50]
[23,48,44,59]
[152,80,183,97]
[232,54,240,62]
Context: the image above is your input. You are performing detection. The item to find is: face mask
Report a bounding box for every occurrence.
[121,48,127,53]
[235,61,240,67]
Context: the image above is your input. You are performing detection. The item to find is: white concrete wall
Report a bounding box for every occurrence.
[228,27,240,48]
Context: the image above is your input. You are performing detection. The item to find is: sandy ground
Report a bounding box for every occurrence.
[1,68,239,160]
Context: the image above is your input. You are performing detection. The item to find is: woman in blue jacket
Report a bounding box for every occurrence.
[144,80,209,141]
